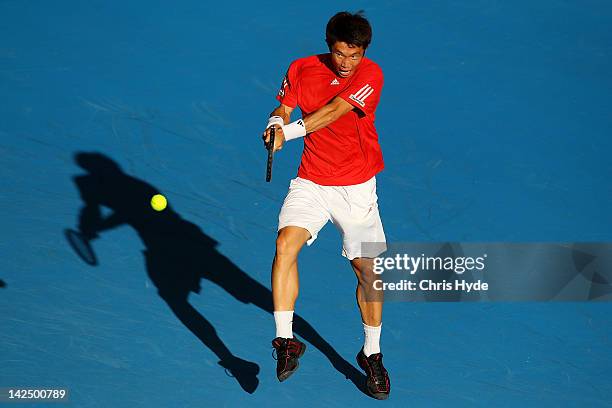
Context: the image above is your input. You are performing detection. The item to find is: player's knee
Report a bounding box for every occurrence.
[275,229,303,258]
[357,272,376,288]
[275,235,297,258]
[352,258,376,285]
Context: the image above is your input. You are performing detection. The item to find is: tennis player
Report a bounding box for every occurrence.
[262,11,390,399]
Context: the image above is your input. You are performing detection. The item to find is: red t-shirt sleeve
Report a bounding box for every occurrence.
[339,63,383,116]
[275,60,299,108]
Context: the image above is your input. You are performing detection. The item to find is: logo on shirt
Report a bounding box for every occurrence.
[349,84,374,107]
[278,74,291,97]
[330,78,340,85]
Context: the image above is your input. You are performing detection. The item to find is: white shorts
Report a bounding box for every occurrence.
[278,176,387,260]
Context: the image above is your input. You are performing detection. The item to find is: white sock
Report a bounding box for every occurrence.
[274,311,294,338]
[363,323,382,357]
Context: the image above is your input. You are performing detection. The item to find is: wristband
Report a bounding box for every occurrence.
[267,116,284,129]
[283,119,307,141]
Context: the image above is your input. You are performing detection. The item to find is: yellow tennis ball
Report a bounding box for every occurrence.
[150,194,167,211]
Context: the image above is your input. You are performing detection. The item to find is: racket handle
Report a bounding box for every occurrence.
[266,126,275,182]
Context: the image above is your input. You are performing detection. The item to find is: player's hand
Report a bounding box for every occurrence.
[262,125,286,152]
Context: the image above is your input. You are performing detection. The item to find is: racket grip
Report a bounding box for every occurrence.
[266,126,275,182]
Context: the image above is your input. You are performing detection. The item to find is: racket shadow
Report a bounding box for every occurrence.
[64,228,98,266]
[67,151,367,395]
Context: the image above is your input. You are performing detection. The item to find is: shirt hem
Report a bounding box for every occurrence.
[297,164,384,186]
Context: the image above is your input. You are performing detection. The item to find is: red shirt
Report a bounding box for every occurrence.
[276,54,385,186]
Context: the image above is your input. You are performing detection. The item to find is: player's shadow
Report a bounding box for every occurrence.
[0,279,6,288]
[67,152,367,395]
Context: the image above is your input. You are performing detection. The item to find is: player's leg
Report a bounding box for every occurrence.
[350,257,382,328]
[270,226,309,382]
[348,248,390,400]
[272,226,310,314]
[331,176,386,336]
[272,178,329,382]
[329,177,390,398]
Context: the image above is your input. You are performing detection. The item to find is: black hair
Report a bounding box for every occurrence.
[325,11,372,50]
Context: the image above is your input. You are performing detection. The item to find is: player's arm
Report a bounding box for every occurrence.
[268,96,356,147]
[302,96,354,133]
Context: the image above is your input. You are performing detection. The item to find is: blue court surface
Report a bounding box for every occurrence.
[1,1,611,406]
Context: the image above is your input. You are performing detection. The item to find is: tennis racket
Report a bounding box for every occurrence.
[266,125,275,182]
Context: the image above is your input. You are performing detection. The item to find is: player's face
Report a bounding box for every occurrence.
[330,41,365,78]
